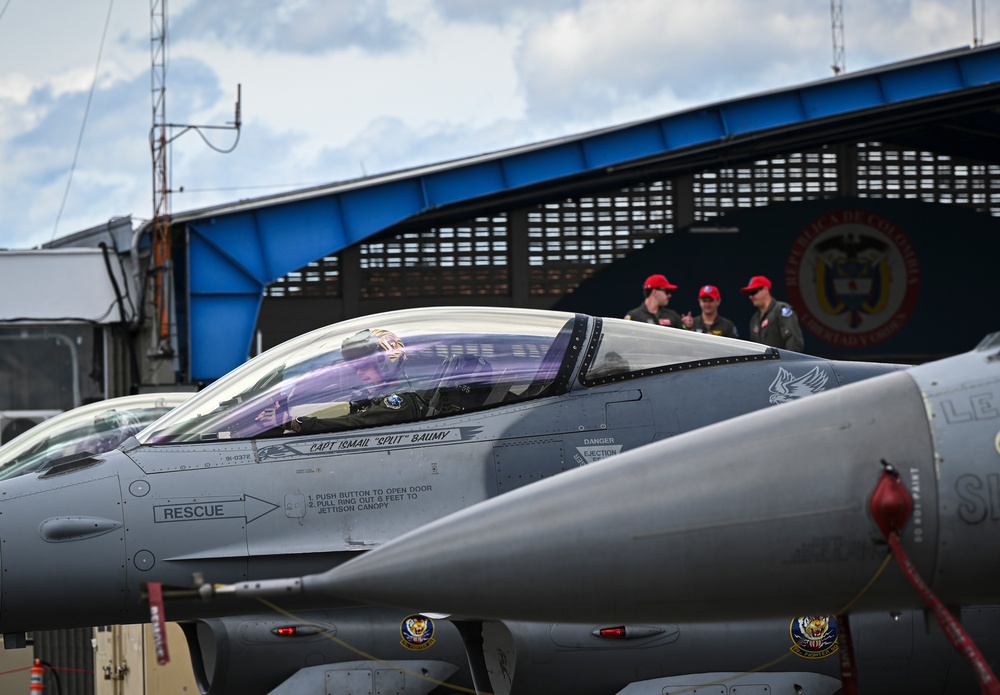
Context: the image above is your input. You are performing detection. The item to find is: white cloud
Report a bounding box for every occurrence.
[0,0,997,248]
[172,0,416,54]
[431,0,583,25]
[514,0,985,128]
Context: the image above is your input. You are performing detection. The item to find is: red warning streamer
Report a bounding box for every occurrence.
[146,582,171,665]
[835,615,859,695]
[870,461,1000,695]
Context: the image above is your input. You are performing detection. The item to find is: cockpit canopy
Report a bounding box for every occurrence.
[139,307,769,445]
[0,393,190,480]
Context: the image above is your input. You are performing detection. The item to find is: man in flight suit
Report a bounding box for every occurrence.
[740,275,805,352]
[289,329,426,434]
[624,274,692,329]
[691,285,738,338]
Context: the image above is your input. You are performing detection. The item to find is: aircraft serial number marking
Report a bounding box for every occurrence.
[308,485,433,514]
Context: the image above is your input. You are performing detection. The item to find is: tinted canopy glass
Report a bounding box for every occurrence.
[583,318,770,382]
[140,307,582,444]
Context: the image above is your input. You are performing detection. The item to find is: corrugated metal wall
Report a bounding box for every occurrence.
[34,629,95,695]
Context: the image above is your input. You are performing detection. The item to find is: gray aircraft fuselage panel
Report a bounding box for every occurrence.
[0,307,906,636]
[908,352,1000,601]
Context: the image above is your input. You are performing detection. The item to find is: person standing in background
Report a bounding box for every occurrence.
[624,274,692,328]
[740,275,804,351]
[691,285,738,338]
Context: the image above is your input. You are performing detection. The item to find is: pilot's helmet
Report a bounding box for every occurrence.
[341,328,406,378]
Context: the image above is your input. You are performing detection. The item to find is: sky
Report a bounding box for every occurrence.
[0,0,995,249]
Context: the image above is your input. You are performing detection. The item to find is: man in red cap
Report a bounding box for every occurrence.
[740,275,804,351]
[692,285,738,338]
[624,274,692,328]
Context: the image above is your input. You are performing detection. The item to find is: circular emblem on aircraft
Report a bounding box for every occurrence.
[786,209,920,348]
[789,616,839,659]
[400,614,436,651]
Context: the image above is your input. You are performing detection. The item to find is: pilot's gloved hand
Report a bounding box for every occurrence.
[290,416,316,434]
[349,398,373,414]
[255,396,290,428]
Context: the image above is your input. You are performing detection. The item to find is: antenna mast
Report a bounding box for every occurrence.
[148,0,241,360]
[973,0,986,47]
[830,0,845,75]
[150,0,171,355]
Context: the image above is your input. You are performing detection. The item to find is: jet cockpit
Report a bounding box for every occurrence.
[138,306,771,445]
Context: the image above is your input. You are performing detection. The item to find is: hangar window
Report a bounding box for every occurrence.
[265,255,341,298]
[527,182,673,295]
[856,144,1000,214]
[693,151,838,218]
[0,325,105,423]
[359,217,510,298]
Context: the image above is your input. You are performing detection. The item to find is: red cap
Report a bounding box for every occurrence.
[643,274,678,291]
[740,275,772,294]
[698,285,721,300]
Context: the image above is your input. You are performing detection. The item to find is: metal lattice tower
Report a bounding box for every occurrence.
[150,0,172,349]
[831,0,846,75]
[973,0,986,47]
[148,0,240,356]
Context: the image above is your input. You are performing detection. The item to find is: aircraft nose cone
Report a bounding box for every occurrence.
[313,370,937,623]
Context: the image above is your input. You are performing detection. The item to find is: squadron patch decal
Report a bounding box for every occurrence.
[789,616,839,659]
[383,394,404,410]
[400,614,436,651]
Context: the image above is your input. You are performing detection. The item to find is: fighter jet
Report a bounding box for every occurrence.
[0,306,906,693]
[185,331,1000,693]
[262,331,1000,626]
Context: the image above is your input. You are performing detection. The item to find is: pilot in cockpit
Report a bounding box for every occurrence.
[258,328,427,435]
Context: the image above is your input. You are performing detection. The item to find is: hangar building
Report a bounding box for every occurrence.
[37,42,1000,391]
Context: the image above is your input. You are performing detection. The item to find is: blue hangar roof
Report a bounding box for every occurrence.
[166,43,1000,382]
